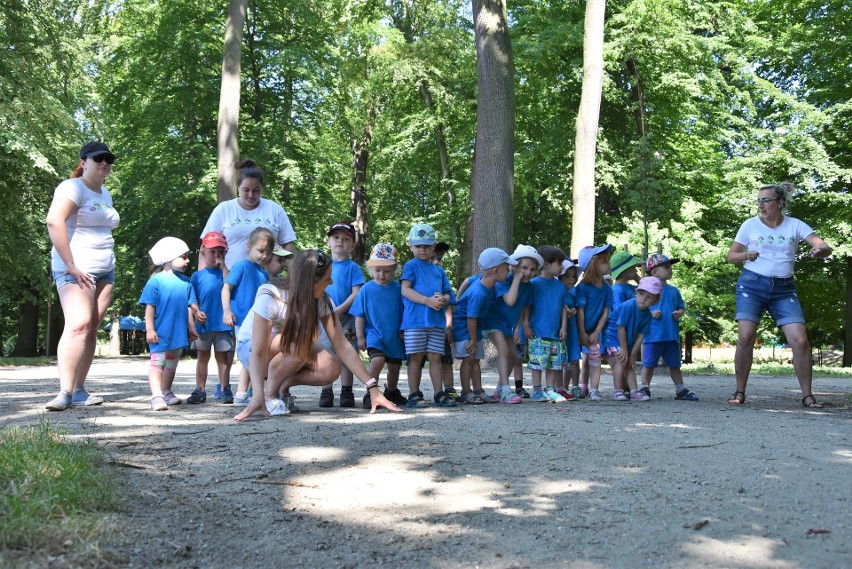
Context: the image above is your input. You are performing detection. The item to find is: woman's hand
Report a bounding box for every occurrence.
[368,388,402,414]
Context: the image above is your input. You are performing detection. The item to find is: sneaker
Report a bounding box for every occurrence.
[221,386,234,404]
[232,393,251,406]
[588,389,602,401]
[570,386,584,399]
[630,389,651,401]
[675,388,699,401]
[283,393,298,412]
[555,388,577,401]
[265,398,289,416]
[213,384,222,399]
[531,389,551,402]
[186,387,207,404]
[45,392,72,411]
[545,387,567,402]
[383,387,408,406]
[612,389,629,401]
[339,387,355,408]
[319,386,334,408]
[515,386,531,399]
[639,386,651,399]
[71,388,104,407]
[162,390,181,406]
[500,388,522,404]
[150,395,168,411]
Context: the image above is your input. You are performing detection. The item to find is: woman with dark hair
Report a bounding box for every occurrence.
[726,182,832,408]
[234,249,401,421]
[45,142,120,410]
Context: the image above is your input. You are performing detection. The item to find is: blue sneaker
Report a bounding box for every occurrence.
[675,389,699,401]
[531,389,551,402]
[213,384,222,399]
[221,386,234,404]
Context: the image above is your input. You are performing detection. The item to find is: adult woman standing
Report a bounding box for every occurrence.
[45,142,121,410]
[199,159,296,270]
[234,249,401,421]
[726,182,832,408]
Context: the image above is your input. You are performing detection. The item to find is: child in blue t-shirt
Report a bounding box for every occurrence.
[140,237,198,411]
[604,277,661,401]
[523,245,570,403]
[400,223,457,408]
[351,243,408,409]
[575,244,614,401]
[558,259,580,401]
[640,254,699,400]
[222,226,275,404]
[320,221,366,408]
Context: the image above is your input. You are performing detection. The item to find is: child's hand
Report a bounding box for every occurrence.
[146,330,158,344]
[223,309,236,327]
[672,309,684,321]
[651,309,662,319]
[194,310,207,325]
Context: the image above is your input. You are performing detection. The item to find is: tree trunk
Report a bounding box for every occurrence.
[351,125,372,265]
[472,0,515,263]
[844,255,852,366]
[570,0,605,257]
[216,0,247,203]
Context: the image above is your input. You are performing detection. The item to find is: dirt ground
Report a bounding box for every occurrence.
[1,357,850,569]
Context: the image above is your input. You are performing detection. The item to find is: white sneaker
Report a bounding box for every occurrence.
[589,389,602,401]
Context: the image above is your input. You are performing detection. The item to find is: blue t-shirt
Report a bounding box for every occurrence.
[644,283,685,343]
[139,271,196,352]
[452,278,496,342]
[350,280,405,359]
[190,268,230,334]
[605,298,652,349]
[564,286,580,361]
[326,259,366,320]
[603,283,637,348]
[528,275,569,339]
[575,281,613,335]
[400,258,456,330]
[225,259,269,325]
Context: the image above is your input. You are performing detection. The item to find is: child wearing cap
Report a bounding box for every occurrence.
[575,244,614,401]
[603,276,662,400]
[600,251,643,400]
[188,232,235,404]
[451,248,517,404]
[558,259,580,401]
[522,245,571,403]
[640,254,699,400]
[140,237,199,411]
[400,223,457,408]
[351,243,408,409]
[319,221,367,408]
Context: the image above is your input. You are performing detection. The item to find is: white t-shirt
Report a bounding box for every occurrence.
[734,216,814,278]
[201,198,296,269]
[50,178,120,274]
[237,284,334,344]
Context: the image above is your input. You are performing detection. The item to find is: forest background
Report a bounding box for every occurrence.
[1,0,850,363]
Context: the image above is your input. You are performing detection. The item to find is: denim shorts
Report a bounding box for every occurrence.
[53,269,115,290]
[735,268,805,326]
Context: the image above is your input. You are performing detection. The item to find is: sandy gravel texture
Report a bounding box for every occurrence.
[1,357,850,569]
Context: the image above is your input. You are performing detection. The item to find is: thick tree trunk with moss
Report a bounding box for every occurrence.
[216,0,247,203]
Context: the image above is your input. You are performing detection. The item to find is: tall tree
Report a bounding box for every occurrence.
[217,0,247,202]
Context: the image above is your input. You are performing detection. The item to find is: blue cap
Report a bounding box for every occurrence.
[408,223,436,245]
[578,244,614,271]
[478,248,518,270]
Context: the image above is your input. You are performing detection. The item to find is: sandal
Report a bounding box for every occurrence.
[434,391,457,407]
[461,391,485,405]
[801,394,824,409]
[728,391,745,405]
[406,390,428,408]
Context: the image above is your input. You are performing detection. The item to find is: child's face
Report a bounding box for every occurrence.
[370,264,396,285]
[201,247,225,268]
[327,231,355,259]
[170,252,190,273]
[651,263,672,281]
[248,240,273,265]
[541,259,562,278]
[559,267,578,288]
[515,258,538,283]
[265,255,286,277]
[635,289,659,310]
[410,244,435,261]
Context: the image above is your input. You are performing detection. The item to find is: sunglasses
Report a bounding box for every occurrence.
[89,155,116,165]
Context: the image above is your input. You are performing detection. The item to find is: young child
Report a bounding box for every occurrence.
[188,232,235,404]
[452,248,516,404]
[601,251,643,400]
[400,223,457,408]
[558,259,580,401]
[320,221,366,408]
[351,243,408,409]
[222,226,275,404]
[575,244,614,401]
[523,245,569,403]
[139,237,198,411]
[604,276,662,400]
[640,254,699,400]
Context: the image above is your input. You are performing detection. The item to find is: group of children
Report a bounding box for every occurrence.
[138,220,698,412]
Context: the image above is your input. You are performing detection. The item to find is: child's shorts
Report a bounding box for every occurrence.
[642,340,681,368]
[527,337,566,371]
[195,331,235,352]
[367,348,402,366]
[584,342,603,368]
[453,339,485,360]
[149,347,182,371]
[404,327,445,355]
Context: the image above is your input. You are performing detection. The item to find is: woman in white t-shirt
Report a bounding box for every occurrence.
[44,142,121,411]
[199,159,296,270]
[726,182,832,408]
[233,249,401,421]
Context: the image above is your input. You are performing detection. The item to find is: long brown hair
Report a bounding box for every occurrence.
[276,249,332,363]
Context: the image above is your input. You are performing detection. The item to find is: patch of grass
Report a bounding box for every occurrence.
[0,419,118,558]
[0,356,56,367]
[682,362,852,378]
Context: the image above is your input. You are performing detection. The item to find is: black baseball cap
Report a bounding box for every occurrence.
[79,142,115,160]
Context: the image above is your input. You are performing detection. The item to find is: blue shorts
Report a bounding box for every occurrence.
[53,269,115,290]
[527,337,566,371]
[642,341,681,368]
[735,268,805,326]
